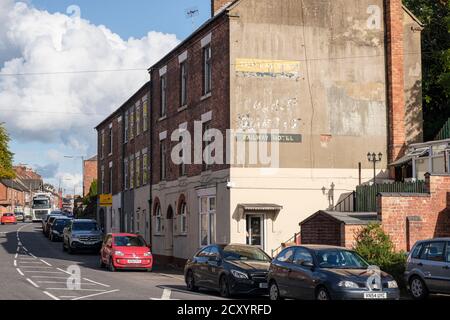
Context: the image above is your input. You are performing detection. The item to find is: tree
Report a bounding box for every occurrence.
[0,123,15,179]
[403,0,450,139]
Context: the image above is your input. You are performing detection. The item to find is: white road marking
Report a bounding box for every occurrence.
[59,296,78,299]
[26,278,40,288]
[14,253,18,259]
[43,291,60,300]
[20,266,52,269]
[13,260,17,267]
[151,288,176,300]
[44,288,107,292]
[28,253,37,259]
[159,273,185,281]
[57,268,71,275]
[17,261,43,264]
[37,281,97,286]
[71,289,120,300]
[16,268,24,276]
[40,259,52,266]
[83,278,110,288]
[25,271,65,274]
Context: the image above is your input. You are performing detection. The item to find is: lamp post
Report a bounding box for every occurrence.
[367,152,383,184]
[64,155,85,195]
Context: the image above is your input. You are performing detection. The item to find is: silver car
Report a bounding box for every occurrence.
[405,238,450,299]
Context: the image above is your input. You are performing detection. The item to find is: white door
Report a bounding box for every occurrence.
[246,215,265,250]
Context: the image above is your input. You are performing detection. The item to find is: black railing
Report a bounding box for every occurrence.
[271,232,300,258]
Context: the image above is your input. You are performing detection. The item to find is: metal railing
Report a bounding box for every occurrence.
[333,192,356,212]
[271,232,300,258]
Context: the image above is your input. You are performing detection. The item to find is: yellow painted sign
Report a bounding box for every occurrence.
[235,58,301,80]
[99,194,112,207]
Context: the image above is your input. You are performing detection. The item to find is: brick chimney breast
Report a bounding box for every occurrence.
[211,0,233,17]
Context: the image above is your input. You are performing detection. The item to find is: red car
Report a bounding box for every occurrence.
[1,213,17,225]
[100,233,153,272]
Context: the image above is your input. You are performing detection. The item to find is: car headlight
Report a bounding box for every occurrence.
[231,270,249,279]
[114,251,124,256]
[388,280,398,289]
[52,230,59,234]
[143,252,152,257]
[338,281,359,289]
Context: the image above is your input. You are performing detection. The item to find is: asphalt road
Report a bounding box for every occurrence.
[0,222,229,300]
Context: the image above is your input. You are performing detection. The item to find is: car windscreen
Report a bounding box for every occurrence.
[53,219,69,229]
[222,246,271,262]
[3,213,14,217]
[114,236,146,247]
[316,249,369,269]
[72,222,98,231]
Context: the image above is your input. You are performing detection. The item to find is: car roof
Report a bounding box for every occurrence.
[72,219,96,222]
[285,244,349,251]
[110,233,141,237]
[415,238,450,243]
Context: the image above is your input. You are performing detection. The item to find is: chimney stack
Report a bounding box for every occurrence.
[211,0,232,17]
[385,0,406,167]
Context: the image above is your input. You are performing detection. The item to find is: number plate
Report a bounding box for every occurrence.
[259,283,268,289]
[364,292,387,299]
[127,259,142,264]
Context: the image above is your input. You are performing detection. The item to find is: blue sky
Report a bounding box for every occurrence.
[5,0,212,194]
[31,0,211,40]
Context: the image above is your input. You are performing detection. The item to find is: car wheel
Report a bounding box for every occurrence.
[108,258,116,272]
[186,270,198,292]
[316,286,331,301]
[146,268,153,272]
[269,281,282,301]
[219,275,231,298]
[410,276,429,300]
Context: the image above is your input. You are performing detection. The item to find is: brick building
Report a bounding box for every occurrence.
[0,179,27,214]
[83,155,97,197]
[96,82,151,238]
[97,0,423,263]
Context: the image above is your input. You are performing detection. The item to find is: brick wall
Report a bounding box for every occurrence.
[211,0,232,16]
[83,158,97,197]
[386,0,407,166]
[342,224,365,249]
[300,212,342,246]
[151,14,230,185]
[378,174,450,251]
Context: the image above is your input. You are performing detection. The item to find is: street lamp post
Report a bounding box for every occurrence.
[367,152,383,184]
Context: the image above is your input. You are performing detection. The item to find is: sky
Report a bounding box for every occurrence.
[0,0,211,195]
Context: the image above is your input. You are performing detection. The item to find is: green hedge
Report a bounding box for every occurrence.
[354,223,407,288]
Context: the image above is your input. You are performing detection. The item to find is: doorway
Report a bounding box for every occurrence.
[246,214,265,249]
[166,206,174,255]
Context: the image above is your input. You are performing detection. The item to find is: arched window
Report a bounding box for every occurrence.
[179,202,187,234]
[155,203,162,233]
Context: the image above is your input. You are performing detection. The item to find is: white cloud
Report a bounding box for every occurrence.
[0,0,179,149]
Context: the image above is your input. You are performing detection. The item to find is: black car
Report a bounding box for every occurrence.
[268,245,400,300]
[184,244,271,297]
[48,217,71,242]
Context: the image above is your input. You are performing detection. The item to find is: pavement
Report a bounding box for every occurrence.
[0,222,229,300]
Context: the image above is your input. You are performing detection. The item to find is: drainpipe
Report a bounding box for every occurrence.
[148,72,153,247]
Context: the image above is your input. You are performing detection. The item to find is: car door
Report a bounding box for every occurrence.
[442,241,450,293]
[289,247,316,300]
[419,241,447,292]
[194,247,211,287]
[206,246,222,288]
[273,247,296,297]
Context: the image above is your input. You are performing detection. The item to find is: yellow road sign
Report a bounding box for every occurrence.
[99,194,112,207]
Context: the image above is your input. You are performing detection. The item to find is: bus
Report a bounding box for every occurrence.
[31,193,52,222]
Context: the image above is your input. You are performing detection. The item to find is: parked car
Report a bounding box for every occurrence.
[268,245,400,300]
[43,215,63,237]
[14,212,25,222]
[62,219,103,254]
[42,213,63,234]
[48,217,71,242]
[100,233,153,272]
[1,213,17,225]
[405,238,450,300]
[184,244,271,298]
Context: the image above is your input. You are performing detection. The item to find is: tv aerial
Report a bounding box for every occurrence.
[185,6,200,31]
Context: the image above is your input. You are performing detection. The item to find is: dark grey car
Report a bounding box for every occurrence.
[405,238,450,299]
[268,245,400,300]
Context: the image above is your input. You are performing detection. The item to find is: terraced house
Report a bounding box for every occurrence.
[98,0,423,264]
[96,82,151,241]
